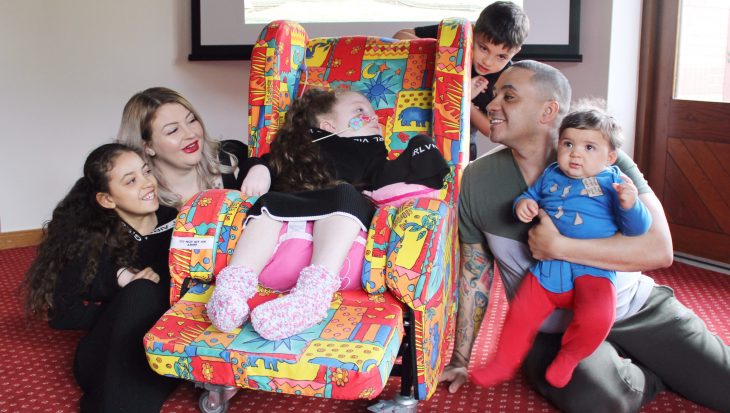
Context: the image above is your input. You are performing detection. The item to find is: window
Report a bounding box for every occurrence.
[674,0,730,102]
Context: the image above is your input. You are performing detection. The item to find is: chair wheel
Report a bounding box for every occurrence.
[198,390,229,413]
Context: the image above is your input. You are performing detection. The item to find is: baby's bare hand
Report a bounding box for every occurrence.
[515,198,539,223]
[612,174,639,210]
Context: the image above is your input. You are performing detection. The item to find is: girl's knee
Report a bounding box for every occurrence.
[120,279,164,302]
[113,279,169,322]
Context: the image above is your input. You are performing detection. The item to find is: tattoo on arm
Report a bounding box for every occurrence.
[464,246,490,286]
[452,243,494,366]
[472,290,488,338]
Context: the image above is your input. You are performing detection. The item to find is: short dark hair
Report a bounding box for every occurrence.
[560,100,624,150]
[473,1,530,50]
[511,60,571,123]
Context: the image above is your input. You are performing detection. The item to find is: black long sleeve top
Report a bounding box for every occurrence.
[48,206,177,330]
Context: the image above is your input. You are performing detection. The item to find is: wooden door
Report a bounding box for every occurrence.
[636,0,730,265]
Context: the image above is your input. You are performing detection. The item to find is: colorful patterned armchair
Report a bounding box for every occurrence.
[143,18,472,412]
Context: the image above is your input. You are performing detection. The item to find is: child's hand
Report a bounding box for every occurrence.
[471,76,489,100]
[515,198,539,223]
[132,267,161,283]
[117,267,160,287]
[612,174,639,210]
[241,164,271,197]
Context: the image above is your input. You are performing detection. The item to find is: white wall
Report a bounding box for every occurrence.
[0,0,642,232]
[476,0,642,158]
[606,0,643,157]
[0,1,250,232]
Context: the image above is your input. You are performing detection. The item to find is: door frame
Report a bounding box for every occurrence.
[634,0,730,265]
[635,0,679,193]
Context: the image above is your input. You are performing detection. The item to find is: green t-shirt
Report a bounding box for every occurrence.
[458,146,655,331]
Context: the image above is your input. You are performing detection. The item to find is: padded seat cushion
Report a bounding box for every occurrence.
[144,284,404,400]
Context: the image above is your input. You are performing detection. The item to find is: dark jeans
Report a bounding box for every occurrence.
[522,286,730,413]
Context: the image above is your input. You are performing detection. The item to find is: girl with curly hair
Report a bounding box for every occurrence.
[207,88,449,340]
[23,143,178,412]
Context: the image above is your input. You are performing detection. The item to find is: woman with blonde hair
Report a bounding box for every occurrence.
[117,87,268,208]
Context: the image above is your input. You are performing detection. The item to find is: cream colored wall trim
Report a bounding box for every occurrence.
[0,229,42,250]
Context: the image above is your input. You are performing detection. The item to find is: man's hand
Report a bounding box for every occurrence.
[471,76,489,100]
[528,209,565,261]
[439,363,469,393]
[515,198,539,223]
[438,242,492,395]
[241,164,271,197]
[612,174,639,210]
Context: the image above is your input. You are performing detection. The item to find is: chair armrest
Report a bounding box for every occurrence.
[362,205,398,294]
[168,189,258,305]
[381,197,452,310]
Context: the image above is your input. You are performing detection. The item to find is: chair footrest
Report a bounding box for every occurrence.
[145,286,405,400]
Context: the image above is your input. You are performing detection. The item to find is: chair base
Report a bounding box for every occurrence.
[367,395,419,413]
[196,383,238,413]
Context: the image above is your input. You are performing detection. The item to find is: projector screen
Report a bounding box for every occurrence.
[190,0,581,62]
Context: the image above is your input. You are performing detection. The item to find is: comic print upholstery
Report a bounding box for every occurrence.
[144,18,471,401]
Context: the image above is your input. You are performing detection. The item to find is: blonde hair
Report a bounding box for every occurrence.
[116,87,235,207]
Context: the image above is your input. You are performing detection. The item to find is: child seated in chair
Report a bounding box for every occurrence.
[206,87,449,340]
[470,103,652,389]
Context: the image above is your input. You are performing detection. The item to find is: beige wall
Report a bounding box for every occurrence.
[0,0,641,232]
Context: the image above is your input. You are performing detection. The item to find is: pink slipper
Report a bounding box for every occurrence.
[251,265,340,340]
[206,265,258,333]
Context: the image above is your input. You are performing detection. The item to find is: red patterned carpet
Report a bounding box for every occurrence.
[1,246,727,412]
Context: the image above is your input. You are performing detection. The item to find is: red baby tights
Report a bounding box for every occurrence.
[471,273,616,388]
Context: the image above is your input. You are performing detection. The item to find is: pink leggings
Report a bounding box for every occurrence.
[256,221,366,292]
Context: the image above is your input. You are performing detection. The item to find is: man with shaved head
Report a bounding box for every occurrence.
[441,60,730,413]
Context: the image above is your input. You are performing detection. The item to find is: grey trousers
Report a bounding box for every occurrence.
[522,285,730,413]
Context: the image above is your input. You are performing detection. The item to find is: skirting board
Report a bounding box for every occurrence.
[0,229,42,250]
[674,252,730,275]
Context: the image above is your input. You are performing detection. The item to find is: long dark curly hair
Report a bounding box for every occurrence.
[23,143,140,319]
[268,88,346,192]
